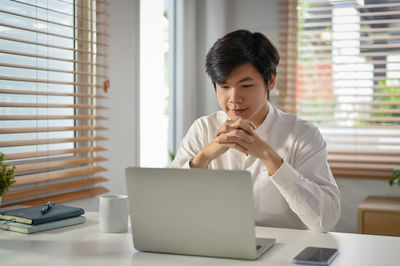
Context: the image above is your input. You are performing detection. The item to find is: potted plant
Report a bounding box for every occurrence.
[389,168,400,186]
[0,152,15,206]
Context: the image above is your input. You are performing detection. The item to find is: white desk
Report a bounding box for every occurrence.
[0,212,399,266]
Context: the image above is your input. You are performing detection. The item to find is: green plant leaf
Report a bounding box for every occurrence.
[0,152,16,196]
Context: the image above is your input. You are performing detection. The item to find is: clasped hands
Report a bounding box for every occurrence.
[213,118,263,158]
[191,118,283,174]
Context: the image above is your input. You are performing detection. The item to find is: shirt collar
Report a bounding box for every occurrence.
[255,101,276,138]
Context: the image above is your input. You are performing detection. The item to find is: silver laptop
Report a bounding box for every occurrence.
[125,167,275,260]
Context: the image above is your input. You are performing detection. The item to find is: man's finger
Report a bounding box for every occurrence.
[215,125,235,136]
[227,143,249,156]
[230,119,256,135]
[215,141,249,156]
[215,130,254,144]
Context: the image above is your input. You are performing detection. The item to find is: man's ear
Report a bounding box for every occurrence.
[267,74,277,91]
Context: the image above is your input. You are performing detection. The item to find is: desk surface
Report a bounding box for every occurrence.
[1,212,399,266]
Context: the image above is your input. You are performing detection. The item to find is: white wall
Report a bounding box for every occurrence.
[67,0,140,211]
[194,0,228,118]
[226,0,281,32]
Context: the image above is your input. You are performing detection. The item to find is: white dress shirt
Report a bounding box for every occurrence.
[171,103,341,232]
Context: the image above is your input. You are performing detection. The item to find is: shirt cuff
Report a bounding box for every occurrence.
[182,160,191,169]
[269,160,301,192]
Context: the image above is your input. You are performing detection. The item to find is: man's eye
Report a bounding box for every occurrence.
[242,84,253,88]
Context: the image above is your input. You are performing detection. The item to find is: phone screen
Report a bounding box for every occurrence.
[293,247,339,265]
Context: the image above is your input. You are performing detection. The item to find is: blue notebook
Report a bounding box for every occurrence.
[0,204,85,225]
[0,215,86,234]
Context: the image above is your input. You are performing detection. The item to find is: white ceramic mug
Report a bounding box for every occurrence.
[99,194,129,233]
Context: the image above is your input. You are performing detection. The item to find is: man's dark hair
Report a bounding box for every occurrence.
[205,29,280,99]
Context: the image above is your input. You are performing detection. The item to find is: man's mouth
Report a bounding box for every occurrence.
[231,108,248,114]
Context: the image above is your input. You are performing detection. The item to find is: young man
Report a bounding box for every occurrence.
[171,30,340,232]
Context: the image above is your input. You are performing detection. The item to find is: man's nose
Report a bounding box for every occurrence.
[229,87,242,103]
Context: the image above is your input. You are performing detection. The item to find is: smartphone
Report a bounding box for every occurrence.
[293,247,339,265]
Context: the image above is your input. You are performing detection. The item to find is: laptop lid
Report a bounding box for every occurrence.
[125,167,273,260]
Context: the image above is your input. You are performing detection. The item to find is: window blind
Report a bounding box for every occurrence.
[279,0,400,179]
[0,0,109,207]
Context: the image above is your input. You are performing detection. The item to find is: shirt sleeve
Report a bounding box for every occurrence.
[269,126,341,232]
[171,120,204,169]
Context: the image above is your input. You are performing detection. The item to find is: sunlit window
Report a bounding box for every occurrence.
[280,0,400,178]
[0,0,75,155]
[140,0,170,167]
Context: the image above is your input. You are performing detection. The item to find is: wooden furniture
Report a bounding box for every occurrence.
[358,195,400,236]
[1,212,400,266]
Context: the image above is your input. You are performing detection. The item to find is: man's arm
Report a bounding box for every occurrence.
[170,121,203,168]
[269,127,341,232]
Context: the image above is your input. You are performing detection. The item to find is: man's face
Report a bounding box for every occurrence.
[216,63,275,127]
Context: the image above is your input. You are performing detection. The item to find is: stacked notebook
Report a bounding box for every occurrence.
[0,204,85,234]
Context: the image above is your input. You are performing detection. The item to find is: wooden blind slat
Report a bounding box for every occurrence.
[0,48,107,67]
[322,132,400,137]
[5,146,106,160]
[280,84,400,90]
[13,156,107,174]
[0,125,107,134]
[303,117,400,122]
[327,140,400,146]
[328,155,400,164]
[298,2,400,11]
[0,115,107,120]
[279,100,400,106]
[0,35,107,57]
[0,102,107,109]
[2,177,108,202]
[9,0,108,26]
[328,149,400,156]
[55,0,109,15]
[300,13,400,21]
[298,43,400,51]
[329,162,398,171]
[0,22,107,47]
[332,171,394,179]
[0,75,103,87]
[295,53,400,60]
[279,94,400,101]
[297,35,400,42]
[0,62,106,78]
[13,166,108,186]
[1,186,110,208]
[318,125,400,129]
[301,19,400,28]
[299,27,400,35]
[0,136,107,148]
[288,93,400,98]
[0,88,107,98]
[0,8,109,36]
[283,60,394,66]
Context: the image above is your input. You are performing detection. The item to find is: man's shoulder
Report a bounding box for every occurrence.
[274,106,317,134]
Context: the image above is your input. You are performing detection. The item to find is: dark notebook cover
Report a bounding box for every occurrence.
[0,204,85,225]
[0,215,86,234]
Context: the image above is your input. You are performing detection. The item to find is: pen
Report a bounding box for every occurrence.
[41,201,55,215]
